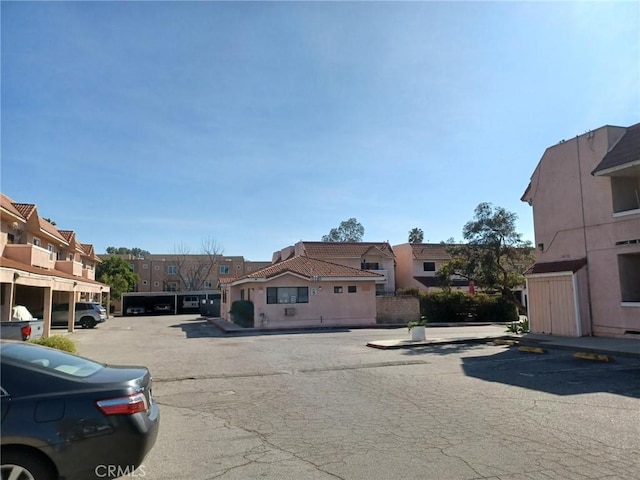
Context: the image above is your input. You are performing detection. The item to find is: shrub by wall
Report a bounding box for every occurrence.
[476,295,518,322]
[230,300,254,328]
[420,291,518,323]
[420,291,473,323]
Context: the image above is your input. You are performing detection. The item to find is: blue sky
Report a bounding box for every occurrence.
[2,1,638,261]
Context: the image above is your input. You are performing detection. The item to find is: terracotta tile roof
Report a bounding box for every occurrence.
[12,203,37,220]
[38,217,67,243]
[0,256,108,287]
[81,244,101,261]
[525,258,587,275]
[58,230,75,242]
[0,194,25,220]
[59,230,88,253]
[300,241,395,258]
[410,243,452,260]
[592,122,640,175]
[240,255,383,281]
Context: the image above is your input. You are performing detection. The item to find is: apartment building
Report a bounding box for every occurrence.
[1,193,109,335]
[272,241,396,294]
[521,123,640,338]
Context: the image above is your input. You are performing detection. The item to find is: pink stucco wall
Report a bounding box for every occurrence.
[524,125,640,337]
[223,273,377,328]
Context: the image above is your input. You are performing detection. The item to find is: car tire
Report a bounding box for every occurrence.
[80,317,96,329]
[1,449,55,480]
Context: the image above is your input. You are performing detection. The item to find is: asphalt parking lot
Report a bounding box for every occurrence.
[72,315,640,480]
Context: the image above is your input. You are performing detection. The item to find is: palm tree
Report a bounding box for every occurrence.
[408,227,424,243]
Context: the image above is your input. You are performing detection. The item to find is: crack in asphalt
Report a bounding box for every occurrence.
[154,359,429,383]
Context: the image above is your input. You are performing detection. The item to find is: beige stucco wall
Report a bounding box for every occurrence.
[393,244,414,290]
[224,273,377,328]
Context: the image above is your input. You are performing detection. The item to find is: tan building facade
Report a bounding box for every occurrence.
[1,194,110,336]
[273,241,396,295]
[106,255,271,293]
[522,123,640,338]
[394,242,471,292]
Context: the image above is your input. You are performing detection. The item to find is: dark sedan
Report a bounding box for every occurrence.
[0,341,159,480]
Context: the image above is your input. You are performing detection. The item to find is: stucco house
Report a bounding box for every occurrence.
[219,255,383,328]
[1,194,110,336]
[394,243,471,292]
[272,241,396,295]
[521,123,640,338]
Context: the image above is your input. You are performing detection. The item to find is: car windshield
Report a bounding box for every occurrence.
[0,342,105,378]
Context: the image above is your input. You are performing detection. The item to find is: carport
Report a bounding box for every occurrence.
[1,258,110,337]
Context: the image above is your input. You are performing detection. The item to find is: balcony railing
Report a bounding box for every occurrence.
[82,268,96,281]
[3,244,55,270]
[369,269,389,284]
[56,260,84,277]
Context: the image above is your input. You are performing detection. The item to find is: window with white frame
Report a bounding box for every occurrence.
[167,265,178,275]
[266,287,309,304]
[33,237,41,247]
[203,280,212,288]
[423,262,436,272]
[220,265,229,274]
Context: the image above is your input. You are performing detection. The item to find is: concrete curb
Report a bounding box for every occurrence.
[513,337,640,360]
[205,318,640,360]
[205,318,510,334]
[366,336,505,350]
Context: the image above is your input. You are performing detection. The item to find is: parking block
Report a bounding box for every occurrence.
[573,352,615,362]
[518,346,547,354]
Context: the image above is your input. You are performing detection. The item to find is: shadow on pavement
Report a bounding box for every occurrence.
[400,342,490,356]
[170,321,352,338]
[460,348,640,398]
[169,321,225,338]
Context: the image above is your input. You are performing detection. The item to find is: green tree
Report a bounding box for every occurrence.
[322,218,365,242]
[438,203,534,307]
[408,227,424,243]
[96,256,139,300]
[105,246,151,257]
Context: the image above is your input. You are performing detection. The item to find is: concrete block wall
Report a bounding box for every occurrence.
[376,295,420,324]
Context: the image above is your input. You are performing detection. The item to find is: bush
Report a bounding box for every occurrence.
[418,291,519,323]
[420,290,473,323]
[407,317,429,330]
[230,300,254,328]
[506,317,529,334]
[30,336,77,354]
[396,287,421,297]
